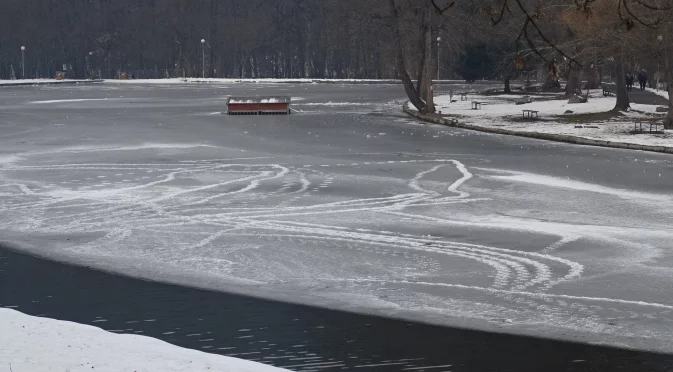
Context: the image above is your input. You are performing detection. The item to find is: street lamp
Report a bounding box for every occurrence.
[20,46,26,79]
[175,40,185,79]
[201,39,206,78]
[175,40,181,69]
[436,36,441,81]
[88,52,94,79]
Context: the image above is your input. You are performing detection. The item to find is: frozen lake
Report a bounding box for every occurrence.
[1,82,673,352]
[3,247,673,371]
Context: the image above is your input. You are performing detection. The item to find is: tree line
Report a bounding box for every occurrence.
[387,0,672,129]
[0,0,406,80]
[1,0,671,127]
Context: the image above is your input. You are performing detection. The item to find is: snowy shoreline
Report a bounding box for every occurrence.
[407,91,672,151]
[0,308,288,372]
[0,77,468,86]
[0,79,100,86]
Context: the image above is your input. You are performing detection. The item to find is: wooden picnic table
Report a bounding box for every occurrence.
[522,109,539,119]
[471,101,482,110]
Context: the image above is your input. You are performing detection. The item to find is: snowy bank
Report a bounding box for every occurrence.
[0,79,97,86]
[101,77,464,85]
[0,308,288,372]
[432,91,637,117]
[407,91,673,150]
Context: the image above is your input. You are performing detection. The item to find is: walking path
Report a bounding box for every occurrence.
[630,87,669,105]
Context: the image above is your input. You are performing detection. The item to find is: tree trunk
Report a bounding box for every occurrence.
[418,7,434,114]
[209,0,218,78]
[613,55,630,111]
[665,67,673,129]
[565,68,582,96]
[663,24,673,129]
[389,0,426,112]
[504,76,511,93]
[416,7,430,98]
[304,21,312,78]
[585,66,601,89]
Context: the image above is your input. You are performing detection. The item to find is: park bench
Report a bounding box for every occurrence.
[634,121,663,133]
[471,101,482,110]
[460,93,468,101]
[602,85,615,97]
[522,109,539,119]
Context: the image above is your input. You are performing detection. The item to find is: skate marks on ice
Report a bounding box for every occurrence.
[2,149,673,321]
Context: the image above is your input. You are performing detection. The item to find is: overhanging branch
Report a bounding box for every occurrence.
[430,0,455,15]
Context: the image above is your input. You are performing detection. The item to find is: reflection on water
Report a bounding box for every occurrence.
[1,247,672,371]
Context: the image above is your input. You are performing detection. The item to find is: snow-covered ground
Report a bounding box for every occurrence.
[422,91,672,148]
[0,308,288,372]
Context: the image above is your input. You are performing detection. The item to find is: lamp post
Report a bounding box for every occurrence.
[21,46,26,79]
[436,36,441,81]
[201,39,206,78]
[607,56,614,83]
[657,34,665,90]
[175,40,181,70]
[88,52,94,79]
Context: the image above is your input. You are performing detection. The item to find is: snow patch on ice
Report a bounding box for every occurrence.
[54,143,220,153]
[0,154,22,165]
[297,102,373,106]
[480,168,672,202]
[29,98,118,104]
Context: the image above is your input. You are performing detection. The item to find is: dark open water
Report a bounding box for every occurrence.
[1,246,673,372]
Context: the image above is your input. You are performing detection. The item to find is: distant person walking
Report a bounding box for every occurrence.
[626,73,634,91]
[637,69,648,91]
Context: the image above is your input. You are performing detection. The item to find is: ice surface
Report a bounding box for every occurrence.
[2,83,673,352]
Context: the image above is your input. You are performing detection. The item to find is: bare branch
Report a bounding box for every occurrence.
[633,0,672,11]
[490,1,512,25]
[618,0,660,29]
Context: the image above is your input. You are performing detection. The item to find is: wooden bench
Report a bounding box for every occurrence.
[602,86,615,97]
[634,121,663,132]
[471,101,482,110]
[460,93,468,101]
[522,109,539,119]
